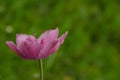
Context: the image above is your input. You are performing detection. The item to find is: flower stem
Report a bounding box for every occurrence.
[38,59,44,80]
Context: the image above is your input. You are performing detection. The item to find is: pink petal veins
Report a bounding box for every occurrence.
[38,27,59,44]
[47,31,68,55]
[6,41,20,55]
[16,34,28,45]
[26,36,36,42]
[58,31,68,44]
[17,40,42,60]
[38,40,58,58]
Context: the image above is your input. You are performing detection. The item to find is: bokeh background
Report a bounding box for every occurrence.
[0,0,120,80]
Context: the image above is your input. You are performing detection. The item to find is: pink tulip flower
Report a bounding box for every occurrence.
[6,28,68,60]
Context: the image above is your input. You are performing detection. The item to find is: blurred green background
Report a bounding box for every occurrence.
[0,0,120,80]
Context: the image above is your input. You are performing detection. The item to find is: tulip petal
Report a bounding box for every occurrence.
[16,34,28,45]
[39,40,58,58]
[46,31,68,57]
[38,27,59,44]
[48,31,68,55]
[58,31,68,44]
[26,36,36,42]
[17,40,42,60]
[6,41,28,59]
[6,41,19,54]
[47,41,60,56]
[39,31,68,58]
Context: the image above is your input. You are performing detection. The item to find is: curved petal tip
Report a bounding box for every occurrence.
[58,31,68,44]
[6,41,19,54]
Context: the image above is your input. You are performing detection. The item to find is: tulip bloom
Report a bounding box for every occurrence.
[6,28,68,60]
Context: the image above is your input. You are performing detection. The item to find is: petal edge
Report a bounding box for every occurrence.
[6,41,19,54]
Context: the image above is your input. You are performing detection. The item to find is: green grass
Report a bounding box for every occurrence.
[0,0,120,80]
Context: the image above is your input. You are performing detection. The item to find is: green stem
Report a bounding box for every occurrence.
[38,59,44,80]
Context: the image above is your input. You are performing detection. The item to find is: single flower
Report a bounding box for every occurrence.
[6,28,68,60]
